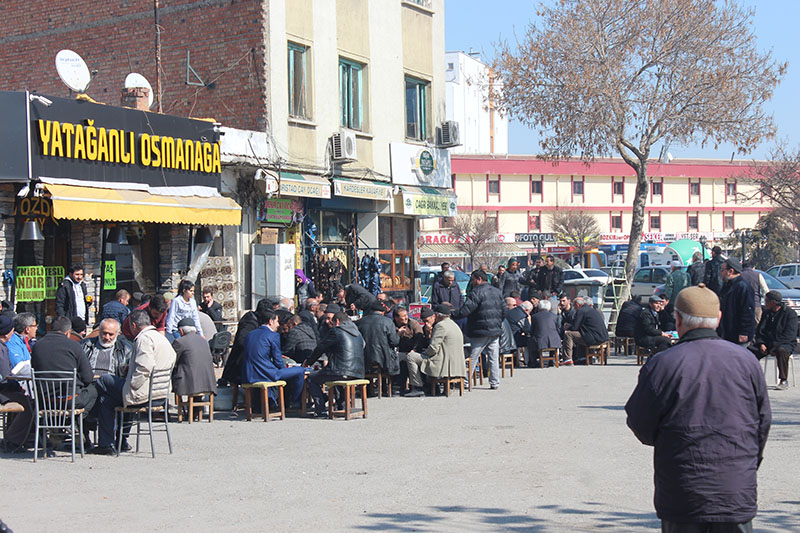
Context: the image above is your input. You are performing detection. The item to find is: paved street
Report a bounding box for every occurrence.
[3,356,798,532]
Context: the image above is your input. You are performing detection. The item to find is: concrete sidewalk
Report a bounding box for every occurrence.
[2,356,798,532]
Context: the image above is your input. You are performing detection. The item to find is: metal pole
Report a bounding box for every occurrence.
[741,231,746,262]
[154,0,162,112]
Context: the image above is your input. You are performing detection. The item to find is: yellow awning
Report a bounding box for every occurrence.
[44,183,242,226]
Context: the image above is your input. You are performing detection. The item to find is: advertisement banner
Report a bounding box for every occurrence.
[390,142,452,188]
[333,178,393,201]
[402,192,457,217]
[258,198,294,223]
[16,266,46,302]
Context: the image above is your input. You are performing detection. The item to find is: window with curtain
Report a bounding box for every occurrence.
[288,43,308,118]
[405,77,428,140]
[340,59,364,130]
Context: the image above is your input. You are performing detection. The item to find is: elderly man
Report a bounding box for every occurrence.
[81,318,133,376]
[527,300,562,367]
[0,316,34,450]
[172,318,218,399]
[91,309,177,455]
[357,301,400,385]
[634,295,673,354]
[507,300,532,349]
[504,297,518,310]
[55,264,90,322]
[626,285,771,532]
[404,305,465,397]
[750,290,797,390]
[101,289,131,327]
[430,270,463,313]
[562,296,608,365]
[687,251,705,286]
[199,288,224,333]
[718,257,755,346]
[298,298,319,329]
[664,261,690,303]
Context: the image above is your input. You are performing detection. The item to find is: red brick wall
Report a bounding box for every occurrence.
[0,0,268,130]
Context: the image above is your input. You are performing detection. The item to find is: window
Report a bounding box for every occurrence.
[563,271,582,281]
[340,58,364,130]
[633,269,651,283]
[439,217,453,230]
[726,181,737,199]
[649,214,661,231]
[379,217,413,291]
[288,43,308,118]
[405,77,428,140]
[779,265,796,277]
[690,182,700,196]
[688,214,699,231]
[486,214,498,231]
[652,268,668,284]
[531,180,542,196]
[488,179,500,194]
[652,181,663,196]
[611,215,622,230]
[529,214,541,231]
[724,213,734,231]
[572,180,584,195]
[613,181,624,195]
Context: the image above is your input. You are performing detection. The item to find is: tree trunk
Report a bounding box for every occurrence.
[619,161,649,303]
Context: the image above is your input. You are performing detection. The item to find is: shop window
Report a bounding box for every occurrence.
[613,181,624,196]
[611,215,622,231]
[724,213,735,231]
[649,214,661,231]
[405,76,429,141]
[652,181,663,196]
[321,211,353,243]
[378,217,413,292]
[340,58,364,131]
[688,214,699,231]
[288,43,309,119]
[690,182,700,196]
[488,178,500,195]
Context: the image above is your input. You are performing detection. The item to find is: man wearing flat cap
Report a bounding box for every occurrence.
[357,300,400,387]
[626,285,771,532]
[750,290,797,390]
[403,305,465,397]
[718,257,755,345]
[634,295,673,354]
[172,318,218,400]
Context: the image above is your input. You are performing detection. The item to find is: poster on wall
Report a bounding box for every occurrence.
[389,142,452,188]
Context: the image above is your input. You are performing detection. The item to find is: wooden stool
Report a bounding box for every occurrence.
[242,381,286,422]
[501,353,515,377]
[586,343,608,365]
[364,367,392,398]
[464,358,472,392]
[324,379,369,420]
[430,376,464,397]
[468,356,484,387]
[515,346,525,367]
[231,383,240,411]
[175,392,215,423]
[615,336,634,356]
[636,346,651,365]
[539,348,559,368]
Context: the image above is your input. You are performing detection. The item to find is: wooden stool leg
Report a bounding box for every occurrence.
[377,373,382,399]
[262,388,269,422]
[344,386,352,420]
[175,394,183,422]
[278,386,285,420]
[361,384,368,418]
[232,384,239,412]
[510,358,514,377]
[385,375,392,398]
[208,394,214,422]
[458,377,464,396]
[244,389,253,421]
[189,395,196,424]
[328,386,335,420]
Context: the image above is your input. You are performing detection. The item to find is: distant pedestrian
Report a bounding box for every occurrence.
[687,251,705,286]
[498,259,523,297]
[703,246,725,295]
[740,261,769,324]
[537,255,563,297]
[718,258,755,346]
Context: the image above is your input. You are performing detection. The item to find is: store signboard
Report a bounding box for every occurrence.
[515,232,557,244]
[333,178,393,201]
[45,266,64,299]
[402,191,457,217]
[0,92,29,182]
[258,198,293,223]
[104,261,117,290]
[390,142,452,188]
[16,266,46,302]
[279,177,331,199]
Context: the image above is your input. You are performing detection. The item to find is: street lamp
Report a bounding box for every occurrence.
[740,229,751,262]
[698,235,707,260]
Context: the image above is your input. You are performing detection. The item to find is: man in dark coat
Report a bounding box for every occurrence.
[81,318,133,377]
[0,316,33,450]
[703,246,725,295]
[55,264,90,322]
[687,251,705,286]
[537,255,563,297]
[357,301,400,375]
[520,257,543,300]
[615,297,643,339]
[172,318,218,397]
[527,300,561,367]
[282,315,318,364]
[626,284,771,532]
[429,271,463,312]
[220,298,270,385]
[506,300,532,349]
[345,283,376,312]
[453,270,505,389]
[750,290,797,390]
[562,297,608,364]
[304,312,365,416]
[498,259,523,298]
[199,288,224,333]
[31,316,97,411]
[634,295,673,354]
[718,257,755,346]
[556,294,576,339]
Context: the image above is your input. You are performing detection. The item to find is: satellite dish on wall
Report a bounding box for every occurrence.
[55,49,91,93]
[124,72,155,109]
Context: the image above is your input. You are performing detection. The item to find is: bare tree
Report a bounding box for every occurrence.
[449,212,501,270]
[739,144,800,225]
[491,0,785,300]
[549,211,601,267]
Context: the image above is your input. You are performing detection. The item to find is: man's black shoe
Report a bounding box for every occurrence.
[88,445,117,456]
[120,440,132,452]
[404,389,424,398]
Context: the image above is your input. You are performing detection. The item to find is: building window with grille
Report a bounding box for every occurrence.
[288,43,309,119]
[650,214,661,231]
[724,213,735,231]
[488,178,500,195]
[486,214,499,231]
[688,214,699,231]
[690,182,700,196]
[340,58,364,130]
[611,215,622,231]
[405,77,429,141]
[613,181,624,196]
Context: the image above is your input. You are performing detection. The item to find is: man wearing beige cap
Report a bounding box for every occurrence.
[626,284,771,532]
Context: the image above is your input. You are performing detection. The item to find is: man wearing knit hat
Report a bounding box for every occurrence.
[626,284,771,532]
[750,290,797,390]
[718,257,755,346]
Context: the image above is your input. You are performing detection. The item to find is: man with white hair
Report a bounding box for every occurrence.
[81,318,133,377]
[562,296,608,365]
[506,300,532,351]
[430,270,463,313]
[504,297,518,310]
[527,300,561,367]
[171,318,218,399]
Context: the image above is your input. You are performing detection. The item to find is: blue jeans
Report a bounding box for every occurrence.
[94,374,126,447]
[468,336,500,387]
[273,366,306,405]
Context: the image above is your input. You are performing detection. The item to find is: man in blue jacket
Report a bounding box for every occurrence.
[626,284,771,532]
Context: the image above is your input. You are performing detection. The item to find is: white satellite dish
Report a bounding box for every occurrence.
[55,50,91,93]
[124,72,154,109]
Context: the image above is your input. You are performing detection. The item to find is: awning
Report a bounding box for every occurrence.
[419,242,524,259]
[333,177,392,201]
[43,183,242,225]
[401,186,457,217]
[278,172,331,199]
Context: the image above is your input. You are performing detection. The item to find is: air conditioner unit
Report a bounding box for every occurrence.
[437,120,460,148]
[331,129,357,161]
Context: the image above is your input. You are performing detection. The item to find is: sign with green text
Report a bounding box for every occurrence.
[45,266,65,299]
[16,266,46,302]
[104,261,117,290]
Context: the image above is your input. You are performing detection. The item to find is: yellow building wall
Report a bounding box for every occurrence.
[401,5,433,77]
[286,0,313,38]
[336,0,370,58]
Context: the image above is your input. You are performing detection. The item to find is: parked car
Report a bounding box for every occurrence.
[419,266,469,302]
[563,268,612,284]
[630,266,672,299]
[765,263,800,289]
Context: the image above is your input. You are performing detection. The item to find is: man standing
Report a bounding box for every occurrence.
[741,262,769,324]
[537,255,563,298]
[634,295,673,354]
[453,270,505,390]
[687,251,705,286]
[101,289,131,327]
[404,305,465,397]
[521,256,544,300]
[172,318,218,399]
[562,297,608,365]
[750,290,797,390]
[626,285,771,532]
[55,264,90,322]
[433,262,450,286]
[491,264,506,291]
[430,271,463,313]
[704,246,725,295]
[92,309,177,455]
[81,318,133,376]
[664,261,690,303]
[357,300,401,379]
[199,288,224,333]
[718,257,755,346]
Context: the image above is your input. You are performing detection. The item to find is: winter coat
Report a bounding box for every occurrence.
[687,261,705,286]
[282,320,318,363]
[499,318,517,354]
[422,317,466,379]
[615,300,642,338]
[570,305,608,346]
[718,275,755,343]
[199,301,224,332]
[754,302,798,354]
[123,326,177,407]
[221,310,260,384]
[537,266,563,296]
[55,278,89,321]
[506,306,530,346]
[635,306,663,348]
[429,280,463,312]
[704,255,725,294]
[172,332,218,396]
[528,310,561,353]
[740,268,767,310]
[81,336,133,377]
[498,269,523,297]
[357,311,401,375]
[625,328,771,523]
[395,317,425,354]
[345,283,376,311]
[241,326,284,384]
[453,282,505,339]
[664,270,691,301]
[307,319,365,378]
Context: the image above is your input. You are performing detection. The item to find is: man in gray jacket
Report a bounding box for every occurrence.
[81,318,132,377]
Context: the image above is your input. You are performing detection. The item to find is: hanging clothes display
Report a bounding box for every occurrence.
[358,254,382,295]
[309,253,345,303]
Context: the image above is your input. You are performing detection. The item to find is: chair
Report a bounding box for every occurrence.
[364,366,392,398]
[539,348,559,368]
[586,343,608,365]
[31,369,85,463]
[500,353,514,377]
[115,368,174,458]
[614,336,634,356]
[208,331,232,367]
[324,379,369,420]
[1,401,27,452]
[515,346,525,367]
[430,376,464,397]
[242,381,287,422]
[636,346,651,365]
[175,392,215,423]
[468,356,484,387]
[762,353,797,387]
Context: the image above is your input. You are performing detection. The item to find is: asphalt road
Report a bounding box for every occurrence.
[2,355,798,532]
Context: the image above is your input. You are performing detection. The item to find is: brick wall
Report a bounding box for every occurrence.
[0,0,268,131]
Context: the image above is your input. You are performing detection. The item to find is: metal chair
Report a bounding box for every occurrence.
[115,368,174,458]
[31,369,85,463]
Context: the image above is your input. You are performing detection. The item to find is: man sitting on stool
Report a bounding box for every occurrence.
[172,318,218,400]
[635,295,673,354]
[404,305,465,397]
[749,290,797,390]
[562,297,608,364]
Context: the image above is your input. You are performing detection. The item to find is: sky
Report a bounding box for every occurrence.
[444,0,800,161]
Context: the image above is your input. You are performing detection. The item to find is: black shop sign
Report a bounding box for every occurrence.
[515,233,557,244]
